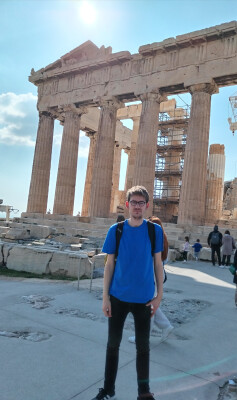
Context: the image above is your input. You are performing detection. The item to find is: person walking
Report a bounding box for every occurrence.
[192,239,202,261]
[207,225,223,266]
[182,236,190,263]
[128,216,173,344]
[221,230,235,268]
[91,186,164,400]
[233,249,237,307]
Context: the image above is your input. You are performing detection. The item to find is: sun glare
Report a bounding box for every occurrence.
[79,1,97,25]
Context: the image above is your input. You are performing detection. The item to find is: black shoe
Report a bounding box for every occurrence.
[91,388,116,400]
[137,393,156,400]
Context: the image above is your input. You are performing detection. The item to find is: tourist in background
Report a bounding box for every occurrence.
[92,186,164,400]
[207,225,223,266]
[128,216,174,344]
[192,239,202,261]
[221,230,236,268]
[233,249,237,307]
[182,236,190,263]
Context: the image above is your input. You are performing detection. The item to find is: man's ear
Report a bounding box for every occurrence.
[125,201,129,209]
[146,202,149,209]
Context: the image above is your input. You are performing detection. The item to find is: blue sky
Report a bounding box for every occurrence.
[1,0,237,217]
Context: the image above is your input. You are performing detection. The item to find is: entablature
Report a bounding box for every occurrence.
[31,21,237,109]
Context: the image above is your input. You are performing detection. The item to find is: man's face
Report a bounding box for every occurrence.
[126,195,149,220]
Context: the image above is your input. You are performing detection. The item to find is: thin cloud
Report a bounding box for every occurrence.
[0,92,37,146]
[0,93,90,155]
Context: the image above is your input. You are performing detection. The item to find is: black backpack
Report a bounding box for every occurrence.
[210,232,220,246]
[115,220,167,283]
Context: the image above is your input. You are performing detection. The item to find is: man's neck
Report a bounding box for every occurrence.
[128,217,144,227]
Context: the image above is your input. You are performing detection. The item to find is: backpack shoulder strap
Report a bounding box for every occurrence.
[115,221,125,258]
[147,220,156,256]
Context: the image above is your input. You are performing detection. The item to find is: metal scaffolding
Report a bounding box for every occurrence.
[153,106,189,222]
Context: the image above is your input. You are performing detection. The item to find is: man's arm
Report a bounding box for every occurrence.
[207,232,211,246]
[219,232,223,245]
[146,252,163,317]
[102,254,115,317]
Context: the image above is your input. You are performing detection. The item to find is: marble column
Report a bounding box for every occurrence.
[178,82,218,225]
[133,92,164,213]
[27,111,54,213]
[53,107,85,215]
[110,142,122,213]
[205,144,225,223]
[125,116,140,191]
[81,131,97,217]
[89,97,123,217]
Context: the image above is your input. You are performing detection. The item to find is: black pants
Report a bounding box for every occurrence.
[183,251,188,261]
[222,254,231,266]
[104,295,151,396]
[211,245,221,266]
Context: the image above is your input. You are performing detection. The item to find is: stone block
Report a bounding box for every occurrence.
[88,250,96,257]
[5,228,31,240]
[233,208,237,219]
[3,243,14,263]
[0,227,10,235]
[199,247,211,261]
[70,244,82,251]
[4,243,90,278]
[26,225,56,239]
[52,235,81,244]
[222,210,231,216]
[7,245,53,274]
[167,249,178,262]
[49,251,90,278]
[92,253,106,268]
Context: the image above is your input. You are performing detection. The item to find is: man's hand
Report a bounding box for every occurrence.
[146,296,161,317]
[102,296,112,317]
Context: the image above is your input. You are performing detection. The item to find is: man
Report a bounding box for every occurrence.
[91,186,164,400]
[207,225,223,266]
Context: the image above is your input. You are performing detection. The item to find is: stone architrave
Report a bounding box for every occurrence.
[81,131,97,217]
[27,112,54,214]
[89,97,124,217]
[133,92,165,212]
[205,144,225,223]
[53,106,86,215]
[125,116,140,191]
[178,82,218,225]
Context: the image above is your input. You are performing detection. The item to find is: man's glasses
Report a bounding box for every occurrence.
[129,200,146,207]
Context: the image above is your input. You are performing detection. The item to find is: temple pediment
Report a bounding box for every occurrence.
[42,41,112,72]
[61,40,111,64]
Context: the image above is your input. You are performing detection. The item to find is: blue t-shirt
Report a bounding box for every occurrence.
[192,242,202,252]
[102,219,163,303]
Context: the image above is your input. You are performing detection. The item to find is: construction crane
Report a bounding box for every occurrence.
[228,95,237,135]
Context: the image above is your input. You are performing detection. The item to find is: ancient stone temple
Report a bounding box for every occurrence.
[25,21,237,226]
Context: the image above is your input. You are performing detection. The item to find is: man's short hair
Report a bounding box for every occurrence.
[126,186,149,203]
